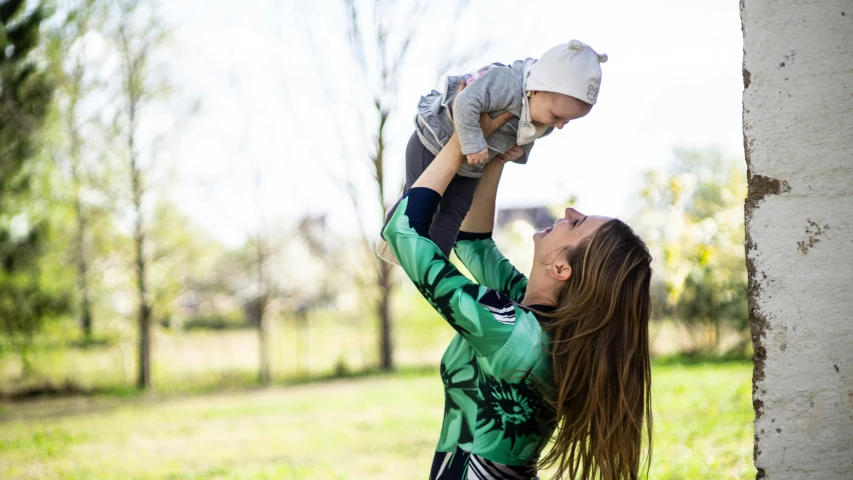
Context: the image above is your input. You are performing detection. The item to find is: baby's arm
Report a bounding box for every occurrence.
[452,67,519,165]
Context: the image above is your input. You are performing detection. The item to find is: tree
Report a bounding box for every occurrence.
[301,0,487,371]
[48,0,112,342]
[246,119,274,386]
[0,0,69,371]
[635,148,748,352]
[109,0,171,389]
[222,74,278,385]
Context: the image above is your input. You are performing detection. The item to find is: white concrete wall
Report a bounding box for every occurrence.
[741,1,853,478]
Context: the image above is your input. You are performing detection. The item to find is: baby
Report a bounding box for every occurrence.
[377,40,608,264]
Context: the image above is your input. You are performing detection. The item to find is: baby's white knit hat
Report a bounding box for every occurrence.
[527,40,608,105]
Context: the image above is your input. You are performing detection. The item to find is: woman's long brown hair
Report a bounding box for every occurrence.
[538,219,653,480]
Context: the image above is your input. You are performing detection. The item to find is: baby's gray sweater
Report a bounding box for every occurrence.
[413,59,553,178]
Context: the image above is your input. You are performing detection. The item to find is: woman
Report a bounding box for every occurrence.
[382,113,653,480]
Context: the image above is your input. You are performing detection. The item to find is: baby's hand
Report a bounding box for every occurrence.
[467,148,489,166]
[495,145,524,164]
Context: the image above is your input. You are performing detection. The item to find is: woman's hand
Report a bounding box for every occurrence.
[479,112,516,138]
[495,144,524,164]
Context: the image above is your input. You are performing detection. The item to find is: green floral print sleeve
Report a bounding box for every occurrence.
[453,232,528,303]
[382,189,516,357]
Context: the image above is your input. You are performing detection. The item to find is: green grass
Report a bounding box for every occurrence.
[0,361,755,479]
[0,287,755,478]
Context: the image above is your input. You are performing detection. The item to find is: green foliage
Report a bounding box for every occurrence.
[0,0,69,365]
[0,0,53,173]
[148,198,231,328]
[636,148,748,350]
[45,0,116,341]
[172,313,246,331]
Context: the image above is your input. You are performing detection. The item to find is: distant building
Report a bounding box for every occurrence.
[496,207,555,231]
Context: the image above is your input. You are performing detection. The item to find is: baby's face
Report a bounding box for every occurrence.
[528,92,593,129]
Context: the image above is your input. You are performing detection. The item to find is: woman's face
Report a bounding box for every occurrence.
[533,208,610,261]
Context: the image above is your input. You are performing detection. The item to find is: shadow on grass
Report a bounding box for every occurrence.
[1,364,441,404]
[0,364,442,423]
[2,354,751,406]
[652,351,753,367]
[284,364,440,386]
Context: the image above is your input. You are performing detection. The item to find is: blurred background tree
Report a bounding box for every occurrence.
[635,148,748,353]
[47,0,119,344]
[109,0,177,390]
[0,0,69,375]
[301,0,489,371]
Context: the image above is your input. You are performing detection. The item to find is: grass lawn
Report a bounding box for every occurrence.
[0,360,754,479]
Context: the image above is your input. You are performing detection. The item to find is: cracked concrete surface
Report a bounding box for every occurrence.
[741,0,853,478]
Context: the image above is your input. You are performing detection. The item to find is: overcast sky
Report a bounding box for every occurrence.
[157,0,744,249]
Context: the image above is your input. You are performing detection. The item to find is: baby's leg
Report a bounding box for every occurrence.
[382,131,435,232]
[428,175,479,256]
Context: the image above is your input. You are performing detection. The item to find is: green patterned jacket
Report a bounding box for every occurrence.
[383,188,557,478]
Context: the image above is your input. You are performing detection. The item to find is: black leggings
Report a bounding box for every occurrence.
[383,132,479,256]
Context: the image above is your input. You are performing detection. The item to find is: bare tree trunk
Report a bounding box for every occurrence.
[124,88,152,389]
[714,317,721,352]
[74,191,93,340]
[68,110,93,341]
[246,134,272,385]
[129,112,152,389]
[373,105,394,370]
[256,233,271,385]
[112,0,173,391]
[378,261,393,370]
[296,309,307,376]
[295,313,302,376]
[258,304,271,384]
[132,185,151,389]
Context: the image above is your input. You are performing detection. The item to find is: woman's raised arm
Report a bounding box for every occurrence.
[453,121,526,302]
[459,159,503,234]
[411,112,515,195]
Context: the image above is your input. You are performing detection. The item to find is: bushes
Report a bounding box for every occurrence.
[160,313,248,331]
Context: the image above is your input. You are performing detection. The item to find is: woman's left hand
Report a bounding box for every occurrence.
[495,144,524,164]
[479,111,516,138]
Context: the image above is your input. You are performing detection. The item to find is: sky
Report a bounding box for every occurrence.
[157,0,745,249]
